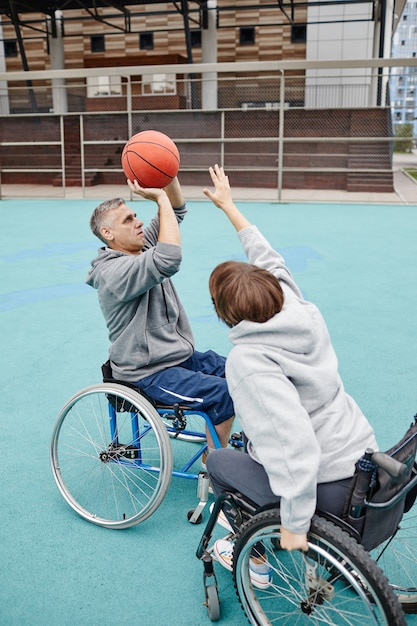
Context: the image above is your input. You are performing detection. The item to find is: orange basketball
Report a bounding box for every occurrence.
[121,130,180,187]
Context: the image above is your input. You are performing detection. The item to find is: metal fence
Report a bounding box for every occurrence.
[0,59,416,199]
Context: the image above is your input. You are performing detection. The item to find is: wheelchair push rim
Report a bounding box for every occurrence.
[50,383,173,529]
[232,511,406,626]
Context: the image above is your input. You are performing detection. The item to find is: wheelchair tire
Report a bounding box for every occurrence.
[50,383,173,529]
[371,506,417,613]
[205,583,220,621]
[232,509,406,625]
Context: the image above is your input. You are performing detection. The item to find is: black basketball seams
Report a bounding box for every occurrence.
[123,145,178,178]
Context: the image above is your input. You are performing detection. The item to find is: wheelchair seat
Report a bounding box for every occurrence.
[101,360,157,405]
[101,359,199,414]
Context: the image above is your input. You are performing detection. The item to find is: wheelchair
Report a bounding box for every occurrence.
[196,415,417,624]
[49,361,241,529]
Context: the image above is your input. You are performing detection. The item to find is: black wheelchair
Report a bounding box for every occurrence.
[196,415,417,624]
[49,361,242,529]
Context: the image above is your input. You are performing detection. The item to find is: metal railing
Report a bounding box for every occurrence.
[0,59,416,200]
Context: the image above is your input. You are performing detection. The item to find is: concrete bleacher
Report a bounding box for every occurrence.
[0,108,396,193]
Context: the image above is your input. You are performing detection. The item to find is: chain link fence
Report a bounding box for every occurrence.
[0,60,416,198]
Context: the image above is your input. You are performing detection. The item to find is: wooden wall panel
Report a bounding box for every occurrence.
[1,2,307,72]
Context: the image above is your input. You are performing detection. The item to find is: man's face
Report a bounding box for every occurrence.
[101,204,145,254]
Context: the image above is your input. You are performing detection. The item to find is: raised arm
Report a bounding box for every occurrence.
[203,165,250,232]
[204,165,304,299]
[128,179,180,247]
[164,175,185,209]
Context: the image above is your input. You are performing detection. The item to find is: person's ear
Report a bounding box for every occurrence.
[100,226,113,242]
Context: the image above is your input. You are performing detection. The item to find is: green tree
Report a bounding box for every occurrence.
[394,123,414,152]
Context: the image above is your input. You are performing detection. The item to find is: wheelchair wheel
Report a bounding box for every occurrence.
[205,584,220,622]
[371,507,417,613]
[232,510,406,625]
[50,383,173,529]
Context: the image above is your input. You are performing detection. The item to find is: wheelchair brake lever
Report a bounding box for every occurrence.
[172,402,187,434]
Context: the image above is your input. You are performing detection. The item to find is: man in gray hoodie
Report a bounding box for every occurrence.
[86,177,234,450]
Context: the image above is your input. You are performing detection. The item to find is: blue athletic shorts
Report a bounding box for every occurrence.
[133,350,234,425]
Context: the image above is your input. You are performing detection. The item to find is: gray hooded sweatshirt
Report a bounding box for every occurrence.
[86,204,194,382]
[225,225,378,534]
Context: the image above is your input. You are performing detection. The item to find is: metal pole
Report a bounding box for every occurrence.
[60,115,66,198]
[201,0,218,110]
[80,114,85,198]
[127,76,133,200]
[7,0,38,113]
[377,0,387,106]
[277,70,285,202]
[221,110,225,166]
[180,0,198,108]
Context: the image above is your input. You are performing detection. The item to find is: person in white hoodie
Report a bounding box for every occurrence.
[203,165,378,582]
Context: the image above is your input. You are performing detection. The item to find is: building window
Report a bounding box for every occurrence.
[4,40,17,57]
[191,30,202,48]
[87,75,122,97]
[291,24,307,44]
[142,73,176,95]
[91,35,105,53]
[139,32,154,50]
[239,27,255,45]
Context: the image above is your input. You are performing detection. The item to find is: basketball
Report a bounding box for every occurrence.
[121,130,180,188]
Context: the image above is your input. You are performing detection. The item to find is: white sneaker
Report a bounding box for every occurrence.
[213,538,234,571]
[249,561,273,589]
[213,539,273,590]
[209,503,234,532]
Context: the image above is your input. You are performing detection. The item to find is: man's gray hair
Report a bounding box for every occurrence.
[90,197,125,244]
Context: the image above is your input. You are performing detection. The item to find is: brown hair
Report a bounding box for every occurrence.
[209,261,284,327]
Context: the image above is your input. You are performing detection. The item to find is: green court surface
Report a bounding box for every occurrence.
[1,197,417,625]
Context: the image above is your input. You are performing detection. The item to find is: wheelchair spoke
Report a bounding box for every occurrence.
[232,510,405,625]
[371,510,417,612]
[50,384,172,529]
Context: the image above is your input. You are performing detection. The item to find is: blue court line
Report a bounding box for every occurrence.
[0,283,90,312]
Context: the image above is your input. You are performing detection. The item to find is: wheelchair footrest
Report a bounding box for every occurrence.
[188,472,211,524]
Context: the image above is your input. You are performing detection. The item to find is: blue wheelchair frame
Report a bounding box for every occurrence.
[100,366,240,524]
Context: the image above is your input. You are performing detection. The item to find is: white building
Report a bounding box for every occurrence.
[391,0,417,140]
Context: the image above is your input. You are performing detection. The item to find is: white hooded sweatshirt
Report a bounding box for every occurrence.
[225,225,378,534]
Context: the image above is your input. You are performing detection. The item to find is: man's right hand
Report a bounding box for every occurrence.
[127,179,167,202]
